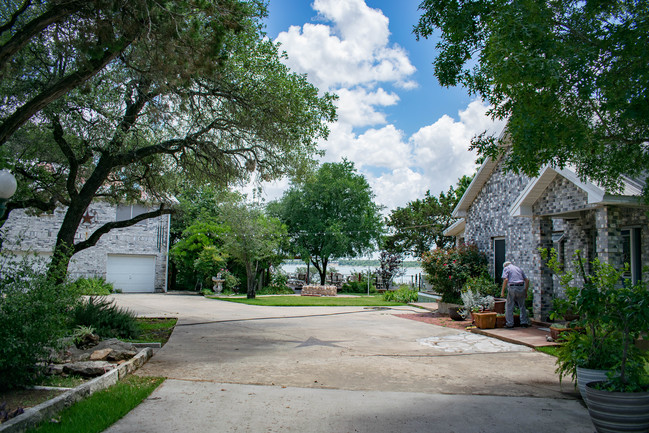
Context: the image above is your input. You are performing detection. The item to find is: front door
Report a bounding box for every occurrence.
[494,238,506,286]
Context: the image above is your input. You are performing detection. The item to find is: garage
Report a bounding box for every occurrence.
[106,255,156,293]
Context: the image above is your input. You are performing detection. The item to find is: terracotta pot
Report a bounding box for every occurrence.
[473,311,497,329]
[493,299,506,314]
[495,315,506,328]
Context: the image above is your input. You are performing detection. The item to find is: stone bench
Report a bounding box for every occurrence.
[301,285,337,296]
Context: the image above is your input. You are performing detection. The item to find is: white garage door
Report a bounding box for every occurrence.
[106,255,156,293]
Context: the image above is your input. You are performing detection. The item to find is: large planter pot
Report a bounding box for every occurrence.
[585,382,649,432]
[472,311,497,329]
[493,298,506,314]
[576,367,609,403]
[495,315,506,328]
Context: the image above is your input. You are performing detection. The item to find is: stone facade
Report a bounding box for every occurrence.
[1,201,170,291]
[457,157,648,321]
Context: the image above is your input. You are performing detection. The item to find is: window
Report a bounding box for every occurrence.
[116,204,149,223]
[621,228,642,283]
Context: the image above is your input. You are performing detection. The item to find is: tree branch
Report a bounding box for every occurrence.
[73,204,173,253]
[0,0,85,70]
[51,115,79,199]
[0,37,132,146]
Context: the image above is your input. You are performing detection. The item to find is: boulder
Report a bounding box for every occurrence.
[90,348,114,361]
[63,361,115,377]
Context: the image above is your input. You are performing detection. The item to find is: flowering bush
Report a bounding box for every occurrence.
[421,244,489,303]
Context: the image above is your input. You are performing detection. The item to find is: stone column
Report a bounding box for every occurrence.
[596,206,623,269]
[532,216,554,321]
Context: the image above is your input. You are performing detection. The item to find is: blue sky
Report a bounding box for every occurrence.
[253,0,505,211]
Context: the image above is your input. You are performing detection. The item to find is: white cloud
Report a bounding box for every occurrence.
[275,0,416,92]
[334,87,399,128]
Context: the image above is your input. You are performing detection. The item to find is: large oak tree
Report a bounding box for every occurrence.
[415,0,649,195]
[270,160,384,285]
[1,0,336,281]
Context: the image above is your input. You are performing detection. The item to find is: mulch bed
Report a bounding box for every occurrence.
[394,311,475,331]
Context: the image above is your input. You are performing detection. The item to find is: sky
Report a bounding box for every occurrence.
[251,0,506,212]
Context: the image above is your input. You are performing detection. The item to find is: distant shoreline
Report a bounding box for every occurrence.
[281,259,421,268]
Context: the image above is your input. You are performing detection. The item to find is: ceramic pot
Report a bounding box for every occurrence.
[585,381,649,432]
[576,367,609,403]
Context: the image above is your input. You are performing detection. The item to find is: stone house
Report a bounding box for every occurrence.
[444,151,648,321]
[1,201,171,292]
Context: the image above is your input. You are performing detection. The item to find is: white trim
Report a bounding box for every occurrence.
[443,218,465,237]
[452,156,499,217]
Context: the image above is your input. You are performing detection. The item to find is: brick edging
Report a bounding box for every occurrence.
[0,347,154,433]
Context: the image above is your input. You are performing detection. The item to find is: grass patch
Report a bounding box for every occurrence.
[536,346,560,357]
[125,318,177,345]
[27,375,164,433]
[36,375,86,389]
[210,295,406,307]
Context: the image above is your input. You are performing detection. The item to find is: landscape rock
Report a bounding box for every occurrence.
[90,348,114,361]
[63,361,115,377]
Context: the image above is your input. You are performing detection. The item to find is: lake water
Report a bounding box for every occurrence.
[280,262,425,286]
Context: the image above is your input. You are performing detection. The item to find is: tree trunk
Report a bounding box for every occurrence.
[246,262,256,299]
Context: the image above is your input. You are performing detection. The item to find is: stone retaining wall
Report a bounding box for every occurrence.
[301,285,337,296]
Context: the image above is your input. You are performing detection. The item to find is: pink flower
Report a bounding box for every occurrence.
[448,276,452,280]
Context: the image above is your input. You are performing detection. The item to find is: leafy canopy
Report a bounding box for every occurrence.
[271,160,384,285]
[385,175,471,257]
[415,0,649,195]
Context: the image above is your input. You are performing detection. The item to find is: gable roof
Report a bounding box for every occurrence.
[452,155,499,218]
[509,167,645,217]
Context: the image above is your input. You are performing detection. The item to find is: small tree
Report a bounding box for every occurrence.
[271,160,384,284]
[375,251,404,289]
[219,203,286,299]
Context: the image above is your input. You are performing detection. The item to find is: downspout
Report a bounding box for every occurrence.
[164,213,171,292]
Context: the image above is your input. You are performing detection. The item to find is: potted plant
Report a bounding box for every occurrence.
[460,290,496,328]
[584,275,649,432]
[542,248,649,430]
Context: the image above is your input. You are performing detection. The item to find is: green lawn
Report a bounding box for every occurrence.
[209,294,407,307]
[27,376,164,433]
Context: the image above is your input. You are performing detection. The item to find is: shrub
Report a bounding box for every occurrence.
[257,285,294,295]
[341,277,376,294]
[421,244,489,303]
[71,276,115,295]
[462,275,500,298]
[383,287,418,303]
[0,254,78,390]
[72,297,138,339]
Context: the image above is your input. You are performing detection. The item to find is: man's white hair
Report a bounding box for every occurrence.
[503,261,512,267]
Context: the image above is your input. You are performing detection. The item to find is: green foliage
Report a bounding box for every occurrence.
[383,287,418,303]
[219,202,287,298]
[542,248,649,391]
[271,160,384,285]
[171,221,229,290]
[341,276,377,294]
[28,375,164,433]
[415,0,649,198]
[70,277,114,296]
[421,244,489,303]
[460,290,494,315]
[385,176,472,256]
[375,251,404,288]
[71,325,97,348]
[2,0,336,282]
[462,275,500,298]
[256,285,294,295]
[0,255,78,390]
[71,297,138,340]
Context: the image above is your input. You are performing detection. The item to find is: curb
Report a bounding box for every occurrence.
[0,347,153,433]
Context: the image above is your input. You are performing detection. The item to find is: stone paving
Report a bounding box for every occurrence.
[418,333,534,354]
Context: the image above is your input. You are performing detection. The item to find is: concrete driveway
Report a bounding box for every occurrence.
[104,293,593,433]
